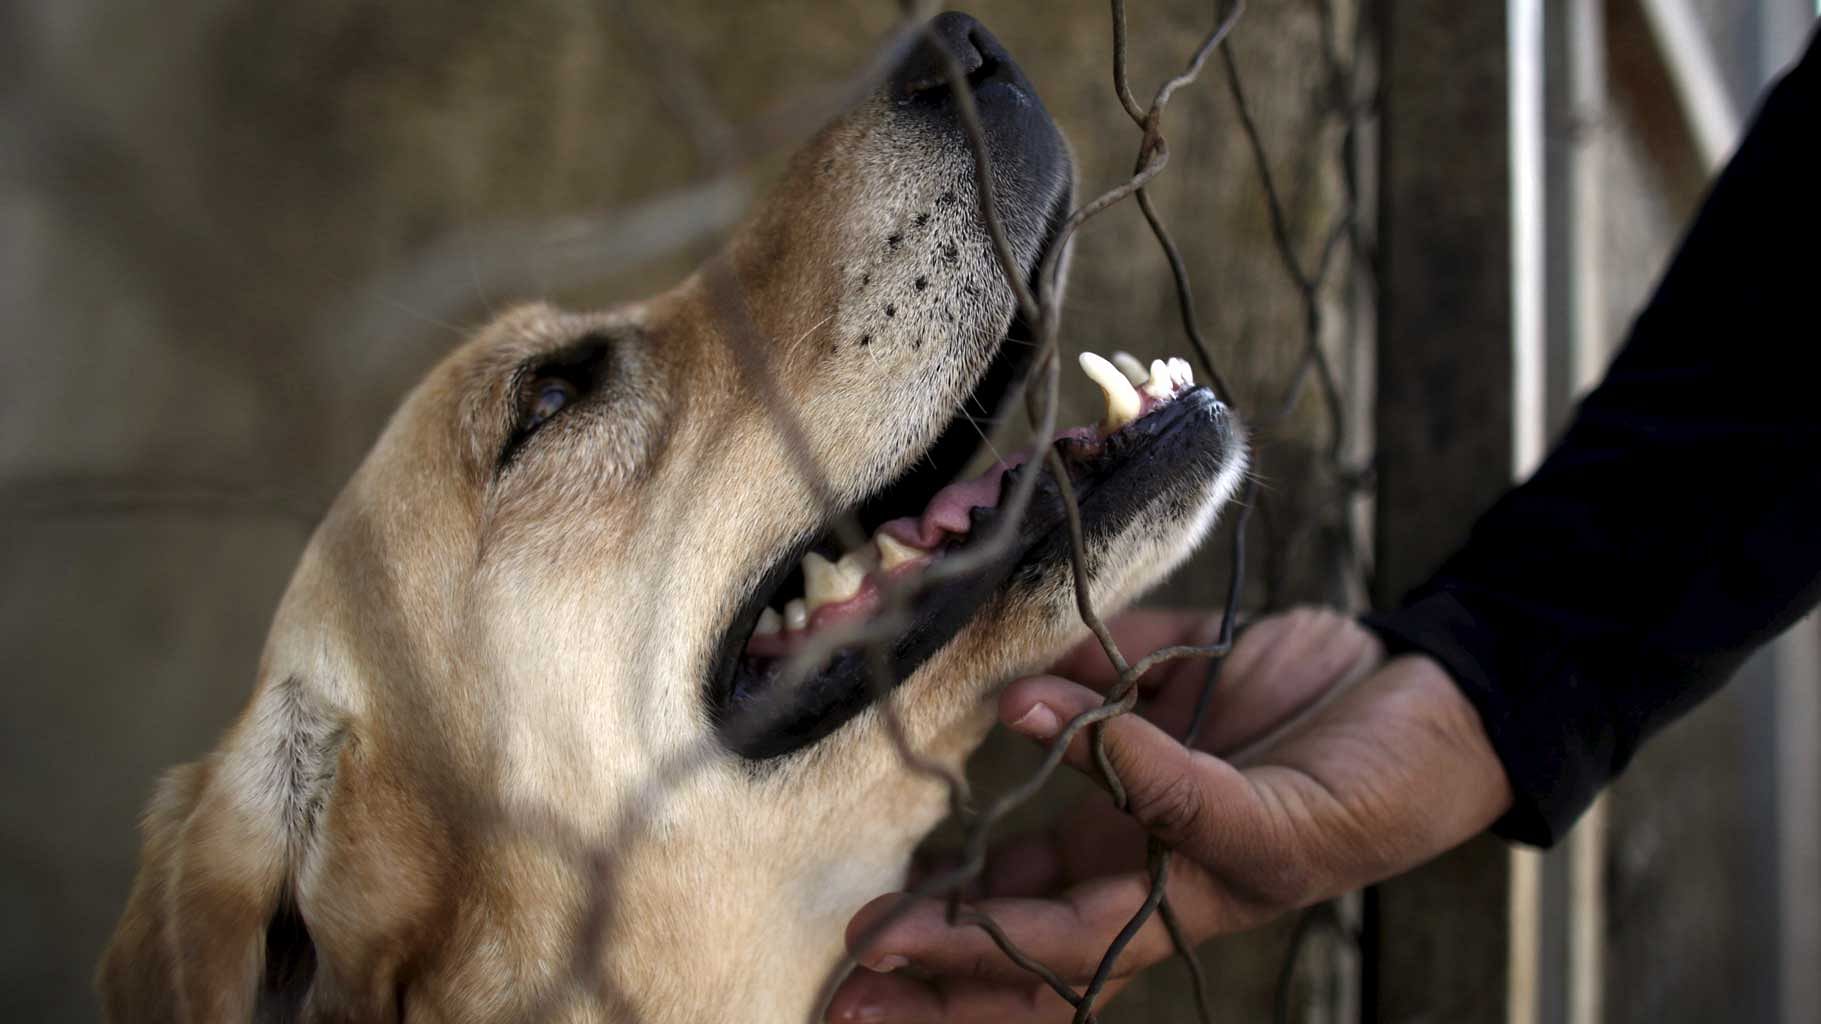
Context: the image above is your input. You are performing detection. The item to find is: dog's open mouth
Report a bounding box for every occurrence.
[745,352,1208,656]
[710,329,1237,760]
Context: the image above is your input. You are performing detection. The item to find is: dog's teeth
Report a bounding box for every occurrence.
[1111,352,1149,387]
[784,598,809,632]
[875,533,925,571]
[1079,351,1141,431]
[1168,357,1194,390]
[753,607,782,636]
[1144,358,1175,402]
[836,550,874,578]
[802,552,864,611]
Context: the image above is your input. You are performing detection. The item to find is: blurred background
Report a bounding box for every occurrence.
[1,1,1815,1021]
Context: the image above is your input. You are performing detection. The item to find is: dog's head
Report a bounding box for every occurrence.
[100,14,1246,1022]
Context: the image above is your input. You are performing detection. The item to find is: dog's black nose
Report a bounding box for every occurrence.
[893,12,1019,99]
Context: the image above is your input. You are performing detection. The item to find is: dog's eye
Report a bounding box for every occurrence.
[525,379,575,432]
[498,335,613,470]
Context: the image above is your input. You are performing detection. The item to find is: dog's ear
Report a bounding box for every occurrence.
[99,674,345,1023]
[97,758,298,1023]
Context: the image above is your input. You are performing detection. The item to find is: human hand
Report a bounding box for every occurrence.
[828,607,1512,1022]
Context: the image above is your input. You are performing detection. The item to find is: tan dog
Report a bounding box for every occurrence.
[98,14,1247,1022]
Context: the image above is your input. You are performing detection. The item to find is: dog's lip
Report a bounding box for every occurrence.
[737,388,1187,663]
[709,385,1234,761]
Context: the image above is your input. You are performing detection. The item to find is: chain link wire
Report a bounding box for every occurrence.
[7,0,1376,1018]
[468,3,1375,1017]
[605,1,1375,1020]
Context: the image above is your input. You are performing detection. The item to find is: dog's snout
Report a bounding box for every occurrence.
[894,12,1015,98]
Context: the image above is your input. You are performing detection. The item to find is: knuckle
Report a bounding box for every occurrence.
[1128,767,1207,845]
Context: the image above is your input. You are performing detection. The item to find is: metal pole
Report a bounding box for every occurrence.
[1542,3,1609,1023]
[1635,0,1742,171]
[1507,2,1548,1021]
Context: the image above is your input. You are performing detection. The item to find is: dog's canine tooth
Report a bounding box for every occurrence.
[753,607,783,636]
[1079,352,1141,431]
[1110,351,1149,388]
[1144,358,1174,402]
[803,552,864,612]
[875,533,925,571]
[1167,356,1194,390]
[784,598,809,632]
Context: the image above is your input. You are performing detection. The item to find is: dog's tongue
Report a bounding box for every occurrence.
[922,467,1007,535]
[879,451,1034,549]
[877,423,1109,549]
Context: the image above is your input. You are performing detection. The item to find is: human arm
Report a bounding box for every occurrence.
[1367,26,1821,845]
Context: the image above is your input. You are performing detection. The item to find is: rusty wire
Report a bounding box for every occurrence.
[824,3,1373,1020]
[23,0,1374,1018]
[728,0,1370,1020]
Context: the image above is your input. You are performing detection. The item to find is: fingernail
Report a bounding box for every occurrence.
[1009,702,1061,740]
[867,953,909,973]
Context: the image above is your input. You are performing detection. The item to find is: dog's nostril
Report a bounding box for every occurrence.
[895,12,996,98]
[964,30,1005,85]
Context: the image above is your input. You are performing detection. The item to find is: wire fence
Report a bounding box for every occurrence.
[582,1,1376,1020]
[10,0,1375,1019]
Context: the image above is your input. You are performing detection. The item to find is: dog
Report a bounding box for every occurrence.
[98,13,1247,1022]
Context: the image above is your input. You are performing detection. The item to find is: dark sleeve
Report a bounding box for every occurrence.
[1364,28,1821,848]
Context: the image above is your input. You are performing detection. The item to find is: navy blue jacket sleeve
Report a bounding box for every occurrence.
[1364,29,1821,847]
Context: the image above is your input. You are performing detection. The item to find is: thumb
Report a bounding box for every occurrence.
[999,676,1262,862]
